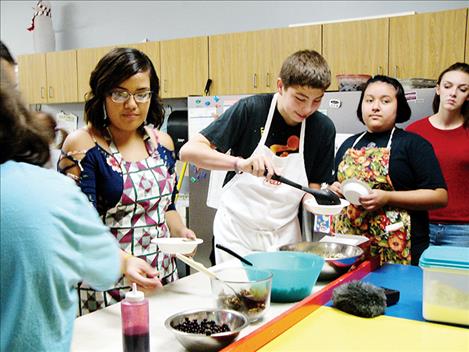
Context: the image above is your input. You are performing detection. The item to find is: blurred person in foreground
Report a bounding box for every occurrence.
[406,63,469,247]
[0,63,161,351]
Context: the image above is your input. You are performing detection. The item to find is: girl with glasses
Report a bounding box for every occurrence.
[58,47,196,315]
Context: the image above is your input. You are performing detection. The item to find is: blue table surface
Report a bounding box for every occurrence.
[326,264,424,321]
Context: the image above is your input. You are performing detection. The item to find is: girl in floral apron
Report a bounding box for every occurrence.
[59,48,196,315]
[330,76,448,266]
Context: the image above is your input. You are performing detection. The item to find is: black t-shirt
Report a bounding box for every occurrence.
[335,128,447,263]
[201,93,336,185]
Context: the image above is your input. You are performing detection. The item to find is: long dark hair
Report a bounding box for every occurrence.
[432,62,469,128]
[0,66,50,166]
[84,47,165,136]
[357,75,411,124]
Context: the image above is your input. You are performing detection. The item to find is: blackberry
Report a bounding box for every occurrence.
[173,318,231,335]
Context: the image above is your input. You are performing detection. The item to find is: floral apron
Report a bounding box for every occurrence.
[77,128,177,315]
[332,128,411,265]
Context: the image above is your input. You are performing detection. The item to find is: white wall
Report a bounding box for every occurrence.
[1,1,468,55]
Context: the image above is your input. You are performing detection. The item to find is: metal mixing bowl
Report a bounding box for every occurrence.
[278,241,364,280]
[165,308,248,352]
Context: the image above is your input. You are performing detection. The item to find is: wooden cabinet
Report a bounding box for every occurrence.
[160,36,208,98]
[17,53,47,104]
[76,46,115,102]
[209,25,321,95]
[389,8,467,79]
[18,50,78,104]
[268,26,322,89]
[466,9,469,63]
[124,42,161,75]
[323,18,389,90]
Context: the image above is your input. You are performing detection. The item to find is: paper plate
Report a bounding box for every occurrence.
[341,178,372,205]
[151,237,203,254]
[304,198,350,216]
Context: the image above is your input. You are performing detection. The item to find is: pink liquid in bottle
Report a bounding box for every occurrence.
[121,283,149,352]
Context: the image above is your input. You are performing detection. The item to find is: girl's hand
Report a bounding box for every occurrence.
[329,182,343,197]
[359,189,389,211]
[124,254,163,292]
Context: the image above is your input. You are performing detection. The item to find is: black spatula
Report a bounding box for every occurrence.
[267,172,341,205]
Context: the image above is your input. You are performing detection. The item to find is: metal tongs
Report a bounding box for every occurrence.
[265,171,341,205]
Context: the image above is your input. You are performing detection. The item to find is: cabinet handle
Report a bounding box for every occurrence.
[253,74,257,89]
[41,87,46,99]
[266,73,270,88]
[164,80,168,93]
[394,65,398,78]
[48,86,54,98]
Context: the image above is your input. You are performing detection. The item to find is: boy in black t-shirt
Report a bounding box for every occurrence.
[180,50,336,264]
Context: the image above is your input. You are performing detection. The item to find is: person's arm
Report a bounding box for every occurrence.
[180,133,276,177]
[358,188,448,211]
[58,128,94,180]
[359,132,448,212]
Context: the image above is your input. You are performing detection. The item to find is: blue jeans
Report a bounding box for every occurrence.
[429,223,469,247]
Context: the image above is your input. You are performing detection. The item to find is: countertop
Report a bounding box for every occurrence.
[71,260,328,351]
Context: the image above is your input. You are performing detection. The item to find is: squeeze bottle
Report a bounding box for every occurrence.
[121,283,150,352]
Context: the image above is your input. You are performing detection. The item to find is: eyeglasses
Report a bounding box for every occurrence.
[110,90,153,103]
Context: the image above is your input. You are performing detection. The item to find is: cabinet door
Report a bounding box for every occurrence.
[125,42,161,77]
[323,18,388,90]
[267,25,322,90]
[76,46,115,102]
[466,9,469,63]
[209,31,262,95]
[390,9,466,79]
[160,36,208,98]
[17,53,47,104]
[46,50,78,103]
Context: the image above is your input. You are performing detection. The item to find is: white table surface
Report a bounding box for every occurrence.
[71,260,327,351]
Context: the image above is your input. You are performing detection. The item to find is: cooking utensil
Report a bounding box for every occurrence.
[174,253,245,303]
[278,241,364,280]
[165,308,248,352]
[215,244,253,266]
[265,171,341,205]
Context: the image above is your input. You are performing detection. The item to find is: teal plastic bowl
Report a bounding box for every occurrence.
[243,252,324,302]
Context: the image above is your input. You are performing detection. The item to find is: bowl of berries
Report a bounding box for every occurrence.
[164,308,248,352]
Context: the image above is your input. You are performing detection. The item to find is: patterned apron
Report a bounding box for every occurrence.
[77,129,177,315]
[332,128,412,265]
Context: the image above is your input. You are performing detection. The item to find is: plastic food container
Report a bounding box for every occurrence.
[419,246,469,326]
[336,74,371,91]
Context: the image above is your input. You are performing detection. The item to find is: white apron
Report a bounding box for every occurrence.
[214,93,308,263]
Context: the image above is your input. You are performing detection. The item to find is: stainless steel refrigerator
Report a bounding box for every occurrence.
[187,89,436,267]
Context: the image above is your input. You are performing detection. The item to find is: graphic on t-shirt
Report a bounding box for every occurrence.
[270,135,299,157]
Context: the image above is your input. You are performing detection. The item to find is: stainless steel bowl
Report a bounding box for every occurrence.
[165,308,248,352]
[278,241,364,280]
